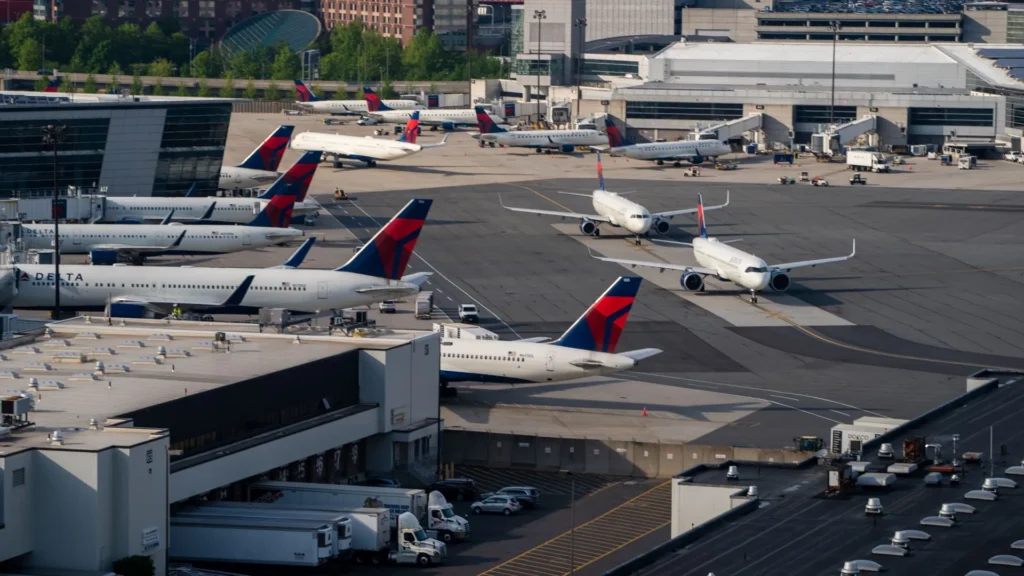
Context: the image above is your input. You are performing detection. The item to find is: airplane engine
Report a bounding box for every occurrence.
[559,144,575,153]
[440,122,456,132]
[769,272,791,292]
[680,272,704,291]
[691,153,704,165]
[579,219,598,236]
[653,218,671,234]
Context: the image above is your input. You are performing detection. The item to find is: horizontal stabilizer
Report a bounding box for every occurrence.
[618,348,662,362]
[401,271,433,287]
[518,337,551,343]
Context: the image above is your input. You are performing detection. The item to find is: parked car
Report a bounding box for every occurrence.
[458,304,479,323]
[480,486,541,509]
[362,477,401,488]
[357,116,380,126]
[849,174,868,185]
[471,495,522,516]
[428,478,479,501]
[378,300,397,314]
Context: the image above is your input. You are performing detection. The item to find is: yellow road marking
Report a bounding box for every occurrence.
[508,183,580,214]
[560,520,672,576]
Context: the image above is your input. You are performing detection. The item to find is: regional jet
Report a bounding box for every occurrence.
[294,79,421,115]
[291,112,448,168]
[603,117,732,166]
[471,106,605,153]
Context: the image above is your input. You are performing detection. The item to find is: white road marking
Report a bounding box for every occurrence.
[770,394,800,402]
[830,409,851,418]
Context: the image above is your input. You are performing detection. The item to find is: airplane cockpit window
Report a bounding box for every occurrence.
[745,266,768,273]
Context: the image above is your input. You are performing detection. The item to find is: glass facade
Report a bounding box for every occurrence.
[626,101,744,121]
[0,118,109,195]
[153,104,231,196]
[582,59,640,77]
[794,105,857,124]
[1008,10,1024,44]
[908,107,994,127]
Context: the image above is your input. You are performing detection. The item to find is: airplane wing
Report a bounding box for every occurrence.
[589,247,717,276]
[498,194,610,222]
[107,274,255,314]
[90,230,189,256]
[160,209,176,225]
[651,191,730,219]
[518,337,551,343]
[618,348,663,362]
[768,240,856,273]
[269,237,316,269]
[419,133,450,149]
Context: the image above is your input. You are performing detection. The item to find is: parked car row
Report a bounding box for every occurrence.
[426,479,542,517]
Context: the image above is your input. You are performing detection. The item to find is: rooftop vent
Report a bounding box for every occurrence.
[1005,463,1024,476]
[49,429,63,445]
[945,502,975,514]
[989,555,1024,567]
[226,334,245,342]
[91,347,117,356]
[35,381,64,390]
[982,478,1000,493]
[939,503,958,520]
[989,477,1017,489]
[924,472,943,486]
[192,341,215,351]
[900,530,931,541]
[871,545,907,557]
[747,486,758,497]
[51,351,85,363]
[104,364,130,373]
[149,333,173,341]
[43,339,70,347]
[966,571,1001,576]
[726,466,739,480]
[891,531,910,549]
[865,498,883,515]
[118,340,145,349]
[965,489,997,501]
[74,332,100,339]
[70,373,97,382]
[846,560,882,572]
[841,561,861,575]
[133,356,163,366]
[920,516,954,528]
[88,418,98,430]
[12,346,40,355]
[878,443,894,458]
[24,362,53,372]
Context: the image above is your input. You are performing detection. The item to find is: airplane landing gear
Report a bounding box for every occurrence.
[657,160,665,166]
[634,236,642,246]
[367,160,378,167]
[750,289,758,304]
[673,161,682,167]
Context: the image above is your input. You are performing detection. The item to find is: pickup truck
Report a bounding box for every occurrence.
[458,304,479,323]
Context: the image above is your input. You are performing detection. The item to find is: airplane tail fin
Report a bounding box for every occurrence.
[44,77,60,93]
[294,79,318,102]
[335,199,433,280]
[254,149,321,207]
[246,177,299,228]
[396,112,421,143]
[697,193,708,239]
[596,151,606,191]
[364,87,394,112]
[237,125,295,171]
[475,106,506,134]
[603,116,634,147]
[552,276,642,354]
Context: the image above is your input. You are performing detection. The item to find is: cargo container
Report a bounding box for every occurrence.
[169,516,333,568]
[173,505,352,558]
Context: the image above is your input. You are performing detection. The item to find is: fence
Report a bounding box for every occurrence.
[442,429,814,479]
[231,101,303,114]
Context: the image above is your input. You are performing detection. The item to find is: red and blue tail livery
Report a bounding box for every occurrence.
[475,106,505,134]
[604,117,634,148]
[294,79,318,102]
[255,150,321,207]
[336,199,433,280]
[697,193,708,238]
[397,112,421,143]
[238,125,295,171]
[364,87,394,112]
[43,77,60,93]
[553,276,642,353]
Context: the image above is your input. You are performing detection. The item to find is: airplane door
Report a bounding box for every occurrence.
[72,232,81,246]
[253,202,261,215]
[317,281,328,299]
[545,355,554,372]
[242,231,251,246]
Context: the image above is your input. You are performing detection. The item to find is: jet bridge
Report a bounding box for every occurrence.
[698,114,763,142]
[813,115,877,156]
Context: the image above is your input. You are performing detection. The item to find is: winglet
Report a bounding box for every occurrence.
[279,237,316,268]
[168,230,187,248]
[160,209,176,226]
[335,199,433,279]
[850,238,856,258]
[552,276,643,354]
[222,275,255,307]
[184,183,198,198]
[200,202,217,221]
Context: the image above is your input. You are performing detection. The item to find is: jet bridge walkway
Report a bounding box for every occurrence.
[698,113,763,141]
[814,115,878,155]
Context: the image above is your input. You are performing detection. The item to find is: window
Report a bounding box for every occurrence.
[581,59,639,77]
[794,105,857,124]
[909,107,993,127]
[626,102,744,122]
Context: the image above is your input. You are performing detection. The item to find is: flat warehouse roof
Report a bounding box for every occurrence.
[656,41,957,64]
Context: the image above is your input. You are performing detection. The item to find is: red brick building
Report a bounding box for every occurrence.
[319,0,429,46]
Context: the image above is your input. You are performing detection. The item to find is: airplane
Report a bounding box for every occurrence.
[21,172,305,264]
[439,276,660,386]
[12,198,435,317]
[603,117,732,167]
[590,193,856,304]
[291,111,448,168]
[366,91,504,132]
[499,152,730,244]
[471,106,606,153]
[100,151,323,225]
[219,125,295,190]
[294,79,421,115]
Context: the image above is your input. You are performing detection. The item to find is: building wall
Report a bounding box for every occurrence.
[0,450,34,563]
[670,482,749,539]
[745,103,792,145]
[681,8,757,42]
[963,8,1009,43]
[321,0,423,46]
[756,12,963,42]
[586,0,675,41]
[521,0,585,85]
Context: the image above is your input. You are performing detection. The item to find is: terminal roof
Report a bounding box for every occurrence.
[655,41,956,64]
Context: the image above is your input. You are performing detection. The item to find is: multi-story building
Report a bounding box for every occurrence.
[320,0,429,46]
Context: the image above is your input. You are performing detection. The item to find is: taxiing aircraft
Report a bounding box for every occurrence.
[471,106,606,152]
[294,79,421,115]
[500,152,729,243]
[366,91,504,131]
[219,125,294,190]
[603,117,732,166]
[100,151,323,225]
[440,276,660,385]
[291,112,448,168]
[590,193,856,303]
[12,199,434,317]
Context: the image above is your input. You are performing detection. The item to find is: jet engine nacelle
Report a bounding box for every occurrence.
[770,271,791,292]
[559,144,575,153]
[440,122,456,132]
[680,272,704,291]
[691,153,704,165]
[579,219,598,236]
[653,218,671,234]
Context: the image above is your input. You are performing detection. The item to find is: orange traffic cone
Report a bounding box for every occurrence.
[642,407,648,417]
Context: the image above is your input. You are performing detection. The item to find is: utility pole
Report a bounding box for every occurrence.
[467,2,475,95]
[574,17,587,120]
[829,20,842,126]
[42,124,67,321]
[533,9,546,125]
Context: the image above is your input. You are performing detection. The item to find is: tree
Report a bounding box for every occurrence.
[379,77,397,99]
[130,72,144,95]
[60,74,76,94]
[196,79,211,97]
[152,78,165,96]
[143,22,167,64]
[108,62,122,93]
[219,73,235,98]
[191,50,221,79]
[174,81,188,97]
[402,29,445,81]
[84,73,97,93]
[243,78,257,99]
[264,81,280,101]
[270,45,301,80]
[148,58,173,78]
[18,37,43,71]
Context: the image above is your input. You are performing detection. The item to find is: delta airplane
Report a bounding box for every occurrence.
[100,151,323,225]
[471,106,606,152]
[591,194,856,303]
[500,152,729,243]
[11,198,434,317]
[439,276,660,385]
[603,118,732,167]
[291,112,448,168]
[21,173,305,264]
[294,80,421,115]
[366,91,503,131]
[219,125,294,190]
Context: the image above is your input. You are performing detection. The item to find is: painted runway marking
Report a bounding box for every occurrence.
[830,409,851,418]
[770,394,800,402]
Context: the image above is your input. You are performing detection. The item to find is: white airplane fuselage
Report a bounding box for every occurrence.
[299,99,421,115]
[692,237,771,291]
[374,109,503,127]
[592,189,653,235]
[219,166,280,190]
[21,223,303,255]
[292,132,423,162]
[100,197,318,224]
[440,338,637,384]
[11,265,420,313]
[481,130,607,149]
[610,139,731,162]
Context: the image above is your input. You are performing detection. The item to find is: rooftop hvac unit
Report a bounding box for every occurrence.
[1,394,32,415]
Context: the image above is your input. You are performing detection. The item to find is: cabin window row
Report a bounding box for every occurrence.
[443,352,523,362]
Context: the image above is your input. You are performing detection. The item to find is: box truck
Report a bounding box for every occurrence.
[169,516,333,568]
[173,505,352,558]
[847,150,891,172]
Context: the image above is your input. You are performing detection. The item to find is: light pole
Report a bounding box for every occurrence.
[532,9,546,125]
[42,124,66,321]
[467,2,476,94]
[829,20,842,126]
[574,17,587,120]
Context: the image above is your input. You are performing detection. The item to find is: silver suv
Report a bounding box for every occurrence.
[471,495,522,516]
[481,486,540,509]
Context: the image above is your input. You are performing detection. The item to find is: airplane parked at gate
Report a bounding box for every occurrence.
[500,152,729,244]
[219,125,294,190]
[439,276,660,385]
[291,112,448,168]
[602,117,732,166]
[100,151,323,225]
[12,199,435,317]
[366,91,504,131]
[293,79,421,115]
[590,193,856,303]
[471,106,606,153]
